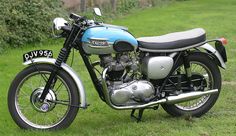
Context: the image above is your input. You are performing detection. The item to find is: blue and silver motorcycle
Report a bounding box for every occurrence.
[8,8,227,130]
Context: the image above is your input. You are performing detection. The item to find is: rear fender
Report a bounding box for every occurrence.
[198,43,226,69]
[23,58,87,109]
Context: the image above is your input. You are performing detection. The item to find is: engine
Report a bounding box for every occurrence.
[100,53,155,106]
[109,80,155,105]
[100,54,127,81]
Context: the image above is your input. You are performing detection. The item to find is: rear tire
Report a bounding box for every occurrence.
[8,64,79,130]
[161,53,221,117]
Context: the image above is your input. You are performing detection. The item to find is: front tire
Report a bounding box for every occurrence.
[161,53,221,117]
[8,64,79,130]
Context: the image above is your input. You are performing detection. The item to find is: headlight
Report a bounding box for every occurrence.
[53,17,68,30]
[52,18,68,37]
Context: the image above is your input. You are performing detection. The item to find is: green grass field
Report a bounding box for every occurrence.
[1,0,236,135]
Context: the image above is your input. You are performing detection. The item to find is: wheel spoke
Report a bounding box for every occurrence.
[54,82,63,94]
[174,61,213,111]
[19,104,32,111]
[18,90,29,98]
[14,70,71,129]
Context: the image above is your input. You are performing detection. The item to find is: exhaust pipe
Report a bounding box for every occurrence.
[165,89,218,104]
[101,68,219,110]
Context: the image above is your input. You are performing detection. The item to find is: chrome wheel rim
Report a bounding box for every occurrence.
[174,61,213,111]
[15,71,71,129]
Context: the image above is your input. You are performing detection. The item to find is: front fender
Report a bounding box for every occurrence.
[199,43,226,69]
[23,58,87,109]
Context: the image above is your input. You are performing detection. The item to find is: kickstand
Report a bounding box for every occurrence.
[130,109,145,123]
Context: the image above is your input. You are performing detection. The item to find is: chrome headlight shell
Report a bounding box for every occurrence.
[53,17,68,30]
[52,18,68,37]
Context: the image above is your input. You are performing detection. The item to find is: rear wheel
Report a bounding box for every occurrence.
[161,53,221,117]
[8,64,79,130]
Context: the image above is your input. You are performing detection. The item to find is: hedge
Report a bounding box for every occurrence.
[0,0,182,53]
[0,0,64,52]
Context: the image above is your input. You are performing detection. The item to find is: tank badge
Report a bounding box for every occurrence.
[90,39,108,46]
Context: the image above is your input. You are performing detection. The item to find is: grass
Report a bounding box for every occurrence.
[1,0,236,135]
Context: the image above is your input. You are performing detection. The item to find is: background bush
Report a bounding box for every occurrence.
[0,0,64,52]
[66,0,174,16]
[0,0,178,53]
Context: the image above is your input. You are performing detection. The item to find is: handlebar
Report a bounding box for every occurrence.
[69,13,88,24]
[53,13,104,38]
[69,13,101,26]
[69,13,81,21]
[61,25,72,32]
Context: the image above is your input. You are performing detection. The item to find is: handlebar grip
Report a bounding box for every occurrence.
[61,25,72,32]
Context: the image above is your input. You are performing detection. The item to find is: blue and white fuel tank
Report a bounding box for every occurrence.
[81,25,138,54]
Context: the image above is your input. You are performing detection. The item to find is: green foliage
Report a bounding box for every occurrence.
[0,5,8,53]
[0,0,175,52]
[0,24,7,53]
[117,0,139,14]
[0,0,65,51]
[85,0,174,22]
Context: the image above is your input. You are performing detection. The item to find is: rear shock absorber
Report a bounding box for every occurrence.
[183,51,194,91]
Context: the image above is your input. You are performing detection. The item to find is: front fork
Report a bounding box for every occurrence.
[39,48,68,101]
[39,24,81,102]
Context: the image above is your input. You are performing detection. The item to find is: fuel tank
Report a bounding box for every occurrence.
[81,26,138,54]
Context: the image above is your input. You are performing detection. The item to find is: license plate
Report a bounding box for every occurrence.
[23,50,53,62]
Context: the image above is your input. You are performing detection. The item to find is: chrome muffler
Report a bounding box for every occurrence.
[165,89,218,104]
[101,68,218,110]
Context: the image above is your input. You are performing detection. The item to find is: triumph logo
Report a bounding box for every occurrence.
[90,39,108,46]
[160,66,165,70]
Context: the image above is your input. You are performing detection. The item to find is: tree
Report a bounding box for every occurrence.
[80,0,86,12]
[110,0,117,12]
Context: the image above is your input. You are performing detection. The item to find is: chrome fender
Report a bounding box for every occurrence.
[199,43,226,69]
[23,58,87,109]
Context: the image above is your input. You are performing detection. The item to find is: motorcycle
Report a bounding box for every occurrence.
[8,8,227,130]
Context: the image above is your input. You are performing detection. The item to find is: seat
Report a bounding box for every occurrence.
[137,28,206,52]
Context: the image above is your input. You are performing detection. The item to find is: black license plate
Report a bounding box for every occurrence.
[23,50,53,62]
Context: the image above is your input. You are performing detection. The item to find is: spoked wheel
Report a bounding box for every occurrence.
[8,64,79,130]
[162,53,221,117]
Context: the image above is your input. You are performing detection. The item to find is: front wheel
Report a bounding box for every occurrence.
[8,64,79,130]
[161,53,221,117]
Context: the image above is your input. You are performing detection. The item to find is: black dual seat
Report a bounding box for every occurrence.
[137,28,206,52]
